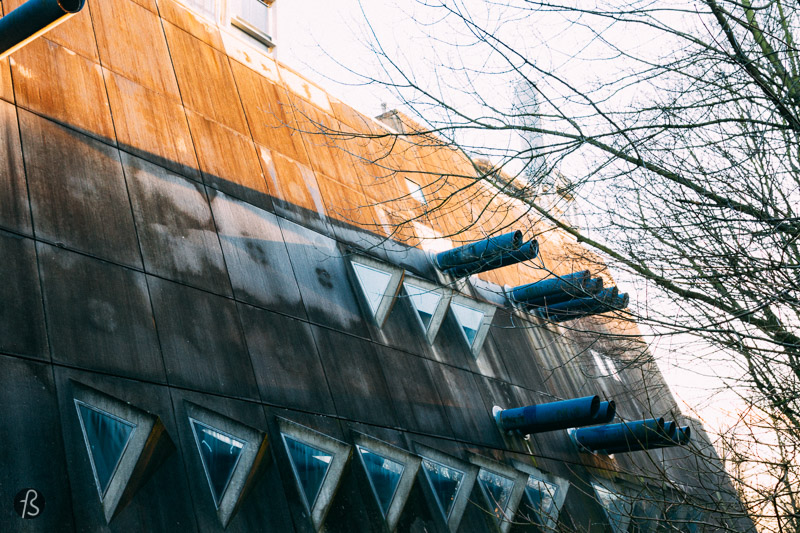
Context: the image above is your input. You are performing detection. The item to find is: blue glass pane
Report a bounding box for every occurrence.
[75,400,136,499]
[421,458,464,520]
[356,445,405,516]
[283,435,333,510]
[190,419,246,508]
[522,476,558,525]
[478,469,515,520]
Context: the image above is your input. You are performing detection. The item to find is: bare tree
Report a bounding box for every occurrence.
[302,0,800,530]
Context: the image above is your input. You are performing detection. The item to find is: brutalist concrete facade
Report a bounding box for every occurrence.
[0,0,747,531]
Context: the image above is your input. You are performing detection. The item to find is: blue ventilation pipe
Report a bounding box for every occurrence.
[493,395,603,435]
[571,418,691,454]
[590,400,616,424]
[521,277,604,308]
[509,270,590,304]
[442,239,539,278]
[434,230,523,270]
[537,288,629,322]
[0,0,85,60]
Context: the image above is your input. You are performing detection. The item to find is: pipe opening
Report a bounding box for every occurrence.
[58,0,85,14]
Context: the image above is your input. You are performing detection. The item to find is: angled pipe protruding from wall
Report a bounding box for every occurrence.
[0,0,85,60]
[509,270,591,304]
[442,239,539,278]
[570,418,691,454]
[590,400,616,425]
[433,230,523,270]
[537,287,629,322]
[493,395,602,435]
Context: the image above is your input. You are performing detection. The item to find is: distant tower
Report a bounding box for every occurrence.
[511,79,548,185]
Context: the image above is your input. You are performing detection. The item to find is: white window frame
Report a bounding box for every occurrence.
[346,254,405,327]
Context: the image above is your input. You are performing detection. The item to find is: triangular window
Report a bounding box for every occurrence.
[450,302,484,347]
[75,400,137,499]
[190,418,247,509]
[356,445,405,517]
[421,457,465,520]
[404,282,441,330]
[283,434,334,511]
[477,469,515,522]
[352,262,393,316]
[521,476,558,525]
[593,483,632,533]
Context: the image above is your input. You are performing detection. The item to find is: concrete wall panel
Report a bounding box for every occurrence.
[164,23,248,134]
[279,218,368,336]
[104,70,200,179]
[0,100,30,234]
[92,0,180,98]
[0,231,47,360]
[10,38,114,142]
[312,326,398,428]
[19,110,141,267]
[187,111,273,213]
[38,243,167,382]
[425,361,504,449]
[374,346,453,438]
[239,303,335,415]
[209,190,304,315]
[148,276,259,400]
[0,355,73,532]
[157,0,225,51]
[124,152,231,295]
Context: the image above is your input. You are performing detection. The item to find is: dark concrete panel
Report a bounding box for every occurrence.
[123,152,232,296]
[19,110,141,268]
[278,218,369,336]
[148,276,259,400]
[0,231,48,360]
[373,346,453,438]
[0,100,31,235]
[209,190,305,318]
[38,242,166,382]
[0,355,73,531]
[53,368,198,532]
[169,389,293,533]
[489,311,547,391]
[238,303,335,415]
[424,361,504,448]
[312,326,398,428]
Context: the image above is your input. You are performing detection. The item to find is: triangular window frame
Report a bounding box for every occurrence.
[185,402,270,528]
[277,417,352,532]
[347,254,405,328]
[403,276,452,344]
[413,442,478,533]
[71,381,175,524]
[470,454,527,533]
[449,295,496,357]
[512,461,570,531]
[592,481,633,533]
[75,400,137,500]
[353,432,421,531]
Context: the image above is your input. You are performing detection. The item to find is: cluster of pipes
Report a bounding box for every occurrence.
[433,231,628,322]
[493,397,691,454]
[433,230,540,278]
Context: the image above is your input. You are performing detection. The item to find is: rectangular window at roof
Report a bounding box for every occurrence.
[230,0,274,47]
[406,178,427,204]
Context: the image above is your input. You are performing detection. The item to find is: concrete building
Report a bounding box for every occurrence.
[0,0,748,531]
